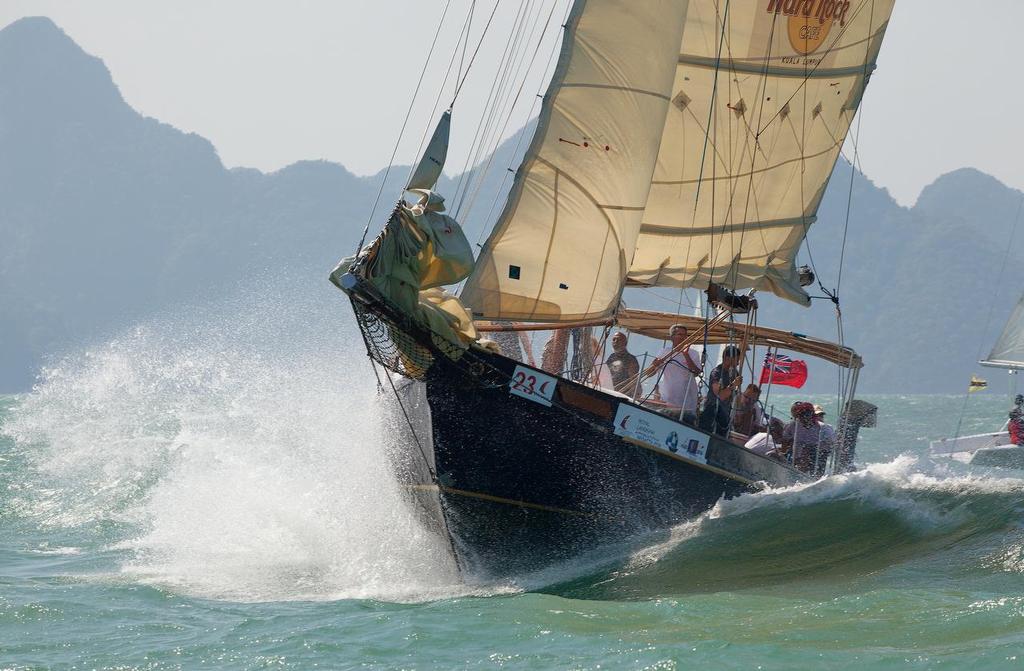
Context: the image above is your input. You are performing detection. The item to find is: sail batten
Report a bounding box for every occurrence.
[461,0,895,322]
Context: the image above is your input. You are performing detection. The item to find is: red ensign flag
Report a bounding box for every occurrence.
[759,353,808,388]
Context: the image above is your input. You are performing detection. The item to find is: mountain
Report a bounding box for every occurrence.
[1,16,1022,395]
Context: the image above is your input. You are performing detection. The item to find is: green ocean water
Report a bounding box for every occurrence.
[3,318,1024,670]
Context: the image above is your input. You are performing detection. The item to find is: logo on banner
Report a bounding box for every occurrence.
[766,0,851,56]
[613,405,708,465]
[666,431,679,453]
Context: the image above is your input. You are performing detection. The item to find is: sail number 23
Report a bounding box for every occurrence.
[508,366,557,407]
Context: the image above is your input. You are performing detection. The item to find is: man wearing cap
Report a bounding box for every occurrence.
[813,404,836,451]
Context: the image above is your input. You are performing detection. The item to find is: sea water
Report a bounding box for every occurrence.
[2,292,1024,669]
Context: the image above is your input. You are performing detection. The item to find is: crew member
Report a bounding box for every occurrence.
[646,324,701,423]
[746,417,785,456]
[699,345,742,437]
[605,332,640,395]
[732,384,765,436]
[1009,395,1024,445]
[782,401,834,476]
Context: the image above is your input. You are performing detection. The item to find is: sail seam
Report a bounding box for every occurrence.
[650,142,838,186]
[535,156,624,257]
[558,82,671,101]
[677,54,877,80]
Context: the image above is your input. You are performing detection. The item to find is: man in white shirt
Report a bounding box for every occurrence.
[648,324,702,423]
[745,418,785,456]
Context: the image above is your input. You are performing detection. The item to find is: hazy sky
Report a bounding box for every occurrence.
[2,0,1021,206]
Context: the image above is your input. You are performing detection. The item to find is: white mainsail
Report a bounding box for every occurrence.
[981,294,1024,370]
[462,0,895,323]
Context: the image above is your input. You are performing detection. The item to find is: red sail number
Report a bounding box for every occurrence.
[511,371,538,395]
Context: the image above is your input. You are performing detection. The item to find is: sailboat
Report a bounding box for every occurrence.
[332,1,895,576]
[931,294,1024,468]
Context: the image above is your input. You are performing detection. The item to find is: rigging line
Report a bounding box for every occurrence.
[452,0,536,217]
[728,7,779,291]
[376,360,464,573]
[641,286,698,310]
[406,3,478,187]
[354,0,453,254]
[455,0,476,88]
[836,0,876,301]
[451,0,502,106]
[458,1,558,223]
[453,0,563,298]
[454,0,542,217]
[831,1,874,411]
[451,0,531,212]
[702,1,731,294]
[692,0,731,222]
[469,0,571,254]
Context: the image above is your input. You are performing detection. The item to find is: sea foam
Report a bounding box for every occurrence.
[3,287,473,602]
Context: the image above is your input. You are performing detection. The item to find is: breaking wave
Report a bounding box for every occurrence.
[542,457,1024,600]
[1,288,469,602]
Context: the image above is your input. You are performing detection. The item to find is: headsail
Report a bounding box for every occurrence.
[461,0,692,322]
[981,294,1024,370]
[462,0,895,322]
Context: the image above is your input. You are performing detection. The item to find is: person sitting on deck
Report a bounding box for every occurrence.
[645,324,701,423]
[699,345,743,437]
[745,417,785,456]
[732,384,765,436]
[605,331,640,395]
[781,401,835,476]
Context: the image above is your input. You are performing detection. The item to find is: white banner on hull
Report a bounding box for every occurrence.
[613,405,708,465]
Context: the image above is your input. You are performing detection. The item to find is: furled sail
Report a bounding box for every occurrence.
[462,0,895,322]
[981,294,1024,370]
[461,0,692,322]
[630,0,895,304]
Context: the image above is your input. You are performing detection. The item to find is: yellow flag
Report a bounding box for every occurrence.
[968,375,988,392]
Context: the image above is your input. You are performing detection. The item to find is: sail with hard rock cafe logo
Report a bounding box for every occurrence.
[460,0,895,323]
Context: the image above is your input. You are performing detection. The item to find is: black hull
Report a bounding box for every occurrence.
[345,277,807,577]
[389,340,806,578]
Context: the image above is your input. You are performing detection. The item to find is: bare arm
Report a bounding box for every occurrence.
[519,331,536,367]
